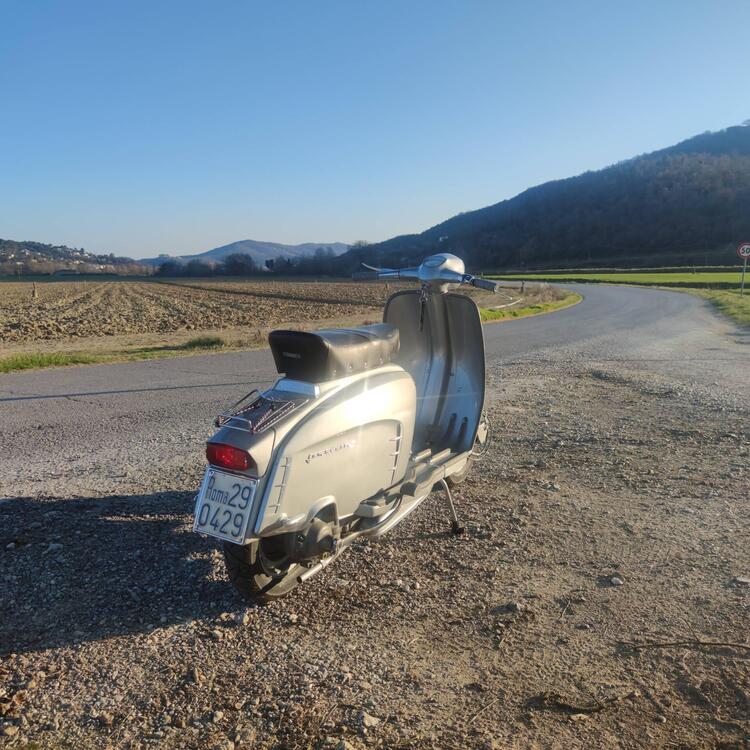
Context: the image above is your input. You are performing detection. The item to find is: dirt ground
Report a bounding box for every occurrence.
[0,279,559,357]
[0,280,390,345]
[1,357,748,749]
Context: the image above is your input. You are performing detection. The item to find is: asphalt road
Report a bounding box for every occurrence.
[0,284,747,500]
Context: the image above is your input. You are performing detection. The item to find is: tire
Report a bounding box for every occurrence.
[446,455,473,487]
[447,414,489,488]
[223,537,303,602]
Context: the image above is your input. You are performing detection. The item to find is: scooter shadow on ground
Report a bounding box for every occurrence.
[0,491,244,656]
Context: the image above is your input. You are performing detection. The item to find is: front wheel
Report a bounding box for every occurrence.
[446,412,490,487]
[223,536,303,602]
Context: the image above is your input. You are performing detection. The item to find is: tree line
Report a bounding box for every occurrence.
[156,247,344,277]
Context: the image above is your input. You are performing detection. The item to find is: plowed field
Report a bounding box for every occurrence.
[0,280,395,344]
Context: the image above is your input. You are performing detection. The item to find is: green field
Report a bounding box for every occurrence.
[488,271,744,288]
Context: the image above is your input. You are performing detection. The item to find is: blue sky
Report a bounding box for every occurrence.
[1,1,748,258]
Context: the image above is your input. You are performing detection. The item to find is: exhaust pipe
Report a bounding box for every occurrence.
[296,551,340,584]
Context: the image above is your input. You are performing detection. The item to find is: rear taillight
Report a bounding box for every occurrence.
[206,443,250,471]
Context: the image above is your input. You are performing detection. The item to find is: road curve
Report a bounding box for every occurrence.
[0,284,747,499]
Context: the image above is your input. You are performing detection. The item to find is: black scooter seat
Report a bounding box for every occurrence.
[269,324,400,382]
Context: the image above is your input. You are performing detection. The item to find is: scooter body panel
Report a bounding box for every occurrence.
[252,365,416,537]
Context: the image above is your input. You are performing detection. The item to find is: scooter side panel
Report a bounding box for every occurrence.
[254,368,416,535]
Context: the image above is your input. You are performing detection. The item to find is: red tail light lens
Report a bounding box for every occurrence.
[206,443,250,471]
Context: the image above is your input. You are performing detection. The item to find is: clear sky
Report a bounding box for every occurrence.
[1,1,748,258]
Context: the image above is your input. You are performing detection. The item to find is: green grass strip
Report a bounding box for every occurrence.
[480,292,581,322]
[0,352,100,373]
[0,336,228,374]
[687,290,750,327]
[175,335,225,350]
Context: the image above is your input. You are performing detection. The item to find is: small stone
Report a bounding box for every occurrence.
[3,725,19,737]
[236,611,251,626]
[610,576,624,586]
[210,629,223,641]
[98,712,114,727]
[5,542,15,550]
[336,741,357,750]
[732,576,750,586]
[212,710,224,723]
[507,601,524,613]
[45,542,63,553]
[570,713,588,722]
[190,666,204,684]
[287,613,299,624]
[656,715,667,724]
[360,711,379,729]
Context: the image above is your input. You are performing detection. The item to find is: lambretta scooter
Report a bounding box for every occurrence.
[192,253,498,600]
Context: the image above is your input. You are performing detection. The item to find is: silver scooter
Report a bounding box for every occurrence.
[192,253,498,600]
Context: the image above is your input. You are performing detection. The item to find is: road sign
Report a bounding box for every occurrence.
[739,243,750,296]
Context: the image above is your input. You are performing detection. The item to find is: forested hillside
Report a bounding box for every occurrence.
[348,125,750,271]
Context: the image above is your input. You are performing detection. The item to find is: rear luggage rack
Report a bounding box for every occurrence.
[215,390,308,434]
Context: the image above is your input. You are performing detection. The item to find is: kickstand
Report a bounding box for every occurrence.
[438,478,465,535]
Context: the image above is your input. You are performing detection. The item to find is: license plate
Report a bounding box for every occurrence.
[193,468,258,543]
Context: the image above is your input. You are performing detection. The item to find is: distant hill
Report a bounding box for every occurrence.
[0,239,147,275]
[143,239,349,268]
[346,124,750,271]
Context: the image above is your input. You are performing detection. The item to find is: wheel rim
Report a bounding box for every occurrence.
[257,537,296,579]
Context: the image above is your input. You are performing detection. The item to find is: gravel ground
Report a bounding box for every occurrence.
[1,285,748,749]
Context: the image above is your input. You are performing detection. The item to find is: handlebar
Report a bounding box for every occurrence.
[353,264,500,293]
[471,277,500,292]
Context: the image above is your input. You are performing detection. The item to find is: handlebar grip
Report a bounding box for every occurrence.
[352,270,380,281]
[473,278,500,292]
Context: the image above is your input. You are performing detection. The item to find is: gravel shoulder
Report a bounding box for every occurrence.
[1,285,748,749]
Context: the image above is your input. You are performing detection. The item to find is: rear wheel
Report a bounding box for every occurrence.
[223,536,303,602]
